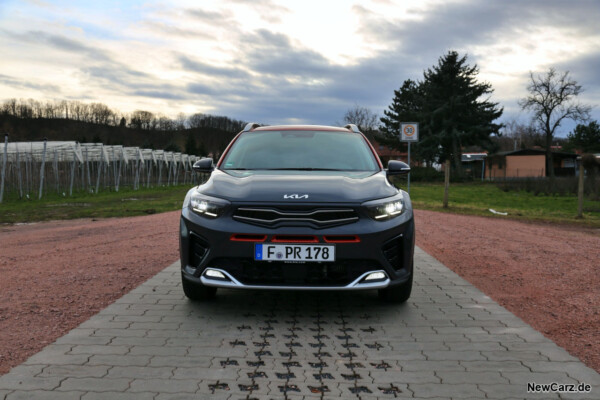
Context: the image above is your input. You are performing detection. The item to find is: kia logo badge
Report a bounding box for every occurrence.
[283,194,309,199]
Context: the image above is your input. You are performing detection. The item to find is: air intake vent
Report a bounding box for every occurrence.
[382,235,403,271]
[190,233,209,268]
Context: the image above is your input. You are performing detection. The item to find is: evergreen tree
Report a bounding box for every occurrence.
[381,51,503,172]
[421,51,503,173]
[567,121,600,153]
[185,133,198,155]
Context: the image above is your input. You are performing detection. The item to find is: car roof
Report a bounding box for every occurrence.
[252,125,353,132]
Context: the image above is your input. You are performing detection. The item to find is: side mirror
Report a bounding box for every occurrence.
[387,160,410,176]
[193,158,214,174]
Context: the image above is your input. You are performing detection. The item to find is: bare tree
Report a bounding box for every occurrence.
[130,110,154,130]
[175,113,187,130]
[519,68,591,180]
[343,105,379,132]
[188,113,206,129]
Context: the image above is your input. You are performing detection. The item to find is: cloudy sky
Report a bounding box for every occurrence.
[1,0,599,136]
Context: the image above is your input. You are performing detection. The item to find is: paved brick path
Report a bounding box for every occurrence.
[1,247,598,399]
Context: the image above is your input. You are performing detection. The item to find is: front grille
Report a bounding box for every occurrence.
[233,207,359,228]
[208,258,377,286]
[189,233,209,268]
[382,235,403,271]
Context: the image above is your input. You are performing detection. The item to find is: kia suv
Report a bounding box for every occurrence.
[179,123,415,302]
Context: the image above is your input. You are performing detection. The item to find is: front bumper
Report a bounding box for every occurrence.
[180,205,415,291]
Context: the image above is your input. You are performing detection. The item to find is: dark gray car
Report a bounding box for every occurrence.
[179,123,415,302]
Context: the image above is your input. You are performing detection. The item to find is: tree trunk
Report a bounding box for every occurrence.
[443,159,450,208]
[452,137,463,178]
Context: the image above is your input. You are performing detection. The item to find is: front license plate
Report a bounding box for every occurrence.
[255,244,335,262]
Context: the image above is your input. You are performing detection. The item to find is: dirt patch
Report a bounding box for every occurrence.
[415,209,600,372]
[0,209,598,375]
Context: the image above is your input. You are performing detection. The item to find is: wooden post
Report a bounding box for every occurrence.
[443,159,450,208]
[577,159,584,218]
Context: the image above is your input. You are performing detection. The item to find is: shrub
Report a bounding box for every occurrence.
[409,167,444,182]
[495,177,599,196]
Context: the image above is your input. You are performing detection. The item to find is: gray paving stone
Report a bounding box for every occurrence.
[86,355,150,366]
[172,367,239,380]
[110,337,166,346]
[423,350,486,361]
[409,383,485,398]
[54,336,112,346]
[39,365,109,378]
[369,370,440,384]
[69,345,130,355]
[6,391,83,400]
[0,375,61,391]
[56,377,130,392]
[155,394,226,400]
[128,378,199,393]
[437,370,510,384]
[82,392,156,400]
[147,355,212,368]
[128,345,187,356]
[2,365,45,378]
[460,360,529,372]
[398,360,466,372]
[105,366,174,379]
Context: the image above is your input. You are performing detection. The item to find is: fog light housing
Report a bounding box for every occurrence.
[203,269,229,281]
[365,271,387,281]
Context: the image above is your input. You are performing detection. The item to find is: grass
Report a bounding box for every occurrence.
[0,185,192,224]
[400,180,600,228]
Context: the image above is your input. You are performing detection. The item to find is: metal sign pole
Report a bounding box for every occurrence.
[400,123,418,196]
[407,142,411,194]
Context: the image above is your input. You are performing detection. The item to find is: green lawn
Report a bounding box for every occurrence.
[0,185,192,224]
[403,181,600,228]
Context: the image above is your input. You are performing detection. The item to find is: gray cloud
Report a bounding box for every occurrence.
[187,8,233,25]
[178,55,250,79]
[226,0,289,23]
[0,73,61,93]
[3,30,112,62]
[143,21,215,40]
[130,90,187,100]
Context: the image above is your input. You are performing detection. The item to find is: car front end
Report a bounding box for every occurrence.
[179,124,415,302]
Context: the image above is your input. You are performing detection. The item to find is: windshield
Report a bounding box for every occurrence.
[221,130,379,171]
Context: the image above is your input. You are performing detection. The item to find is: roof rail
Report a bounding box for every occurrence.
[344,124,361,133]
[243,122,261,132]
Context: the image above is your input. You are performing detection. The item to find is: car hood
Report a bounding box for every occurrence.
[198,169,399,203]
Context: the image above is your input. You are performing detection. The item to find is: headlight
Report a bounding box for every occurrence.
[189,191,229,218]
[364,195,405,221]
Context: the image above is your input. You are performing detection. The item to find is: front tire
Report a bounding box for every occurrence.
[379,271,413,303]
[182,273,217,301]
